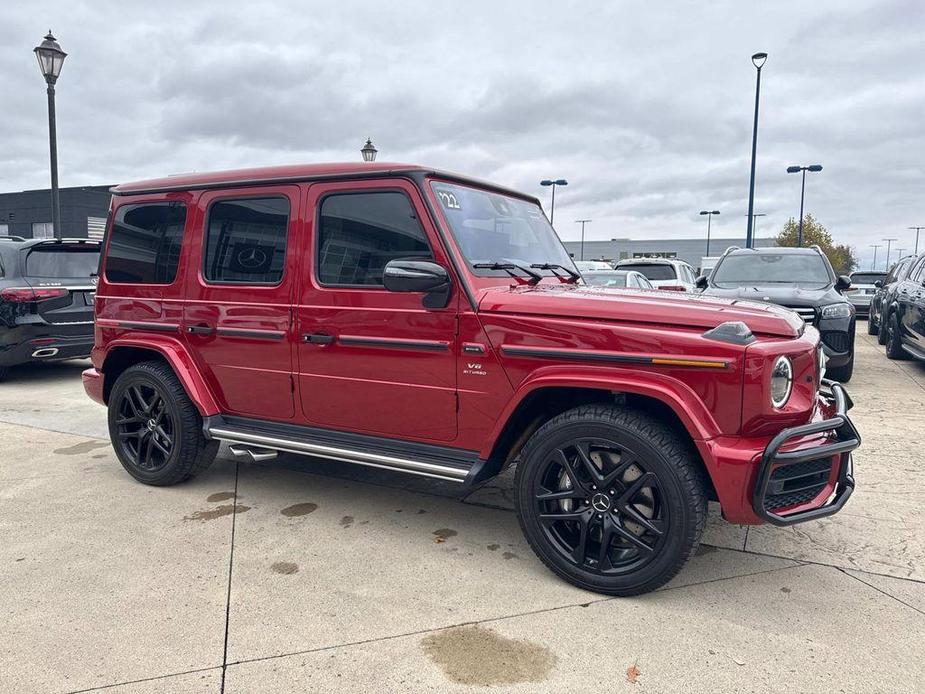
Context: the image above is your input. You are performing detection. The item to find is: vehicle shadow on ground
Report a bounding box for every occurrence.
[2,359,90,384]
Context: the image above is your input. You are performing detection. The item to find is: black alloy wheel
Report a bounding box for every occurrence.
[116,382,175,472]
[516,405,707,596]
[108,361,218,485]
[532,438,668,576]
[886,313,908,360]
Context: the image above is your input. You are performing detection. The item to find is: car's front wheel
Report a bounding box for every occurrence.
[515,405,707,596]
[108,361,218,485]
[885,313,908,360]
[867,310,878,336]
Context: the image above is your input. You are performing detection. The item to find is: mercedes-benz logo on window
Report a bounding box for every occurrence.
[236,247,268,270]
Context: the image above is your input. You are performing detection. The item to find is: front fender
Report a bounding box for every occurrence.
[99,334,220,416]
[478,364,723,460]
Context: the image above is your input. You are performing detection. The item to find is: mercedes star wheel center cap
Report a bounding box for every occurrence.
[591,492,612,512]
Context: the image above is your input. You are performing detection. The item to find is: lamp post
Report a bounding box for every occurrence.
[744,212,766,237]
[575,219,592,260]
[883,238,897,270]
[869,244,881,271]
[745,52,767,250]
[909,226,924,255]
[34,31,67,242]
[540,179,567,225]
[360,138,378,162]
[786,164,823,247]
[699,210,720,256]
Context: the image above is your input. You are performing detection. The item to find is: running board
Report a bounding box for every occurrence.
[203,415,480,484]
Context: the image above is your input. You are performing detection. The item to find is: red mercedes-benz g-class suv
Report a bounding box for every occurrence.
[84,163,860,596]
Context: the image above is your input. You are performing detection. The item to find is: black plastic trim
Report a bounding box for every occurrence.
[216,327,285,341]
[118,321,180,333]
[338,336,449,351]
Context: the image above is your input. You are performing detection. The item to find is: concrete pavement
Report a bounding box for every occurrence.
[0,327,923,693]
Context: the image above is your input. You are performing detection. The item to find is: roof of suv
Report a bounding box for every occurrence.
[614,258,691,266]
[111,162,535,202]
[725,247,819,256]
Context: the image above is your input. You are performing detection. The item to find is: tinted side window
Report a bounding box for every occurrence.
[204,197,290,284]
[911,258,925,282]
[105,203,186,284]
[317,191,432,286]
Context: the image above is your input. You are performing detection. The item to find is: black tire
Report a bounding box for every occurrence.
[885,312,908,360]
[866,310,878,336]
[0,366,8,382]
[108,360,218,485]
[878,310,890,345]
[826,354,854,382]
[515,404,707,596]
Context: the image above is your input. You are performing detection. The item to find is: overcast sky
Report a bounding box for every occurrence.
[2,0,922,267]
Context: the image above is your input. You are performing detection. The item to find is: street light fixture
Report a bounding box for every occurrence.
[909,226,924,255]
[883,238,897,270]
[34,31,67,242]
[575,219,591,260]
[699,210,720,256]
[540,178,568,225]
[869,244,881,271]
[744,212,767,236]
[360,138,378,162]
[786,164,823,247]
[745,52,767,250]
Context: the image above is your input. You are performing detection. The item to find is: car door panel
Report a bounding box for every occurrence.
[183,186,300,421]
[295,179,459,443]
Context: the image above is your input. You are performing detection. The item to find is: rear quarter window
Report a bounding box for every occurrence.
[105,202,186,284]
[26,246,100,278]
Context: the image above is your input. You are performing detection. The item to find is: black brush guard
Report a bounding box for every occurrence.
[751,379,860,526]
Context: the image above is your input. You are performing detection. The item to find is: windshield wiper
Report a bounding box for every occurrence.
[473,262,542,284]
[530,263,580,283]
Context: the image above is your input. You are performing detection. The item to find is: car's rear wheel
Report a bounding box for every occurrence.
[885,313,908,360]
[0,366,8,382]
[515,405,707,596]
[108,361,218,485]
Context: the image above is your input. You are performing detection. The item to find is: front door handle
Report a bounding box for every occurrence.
[187,324,215,336]
[303,333,335,345]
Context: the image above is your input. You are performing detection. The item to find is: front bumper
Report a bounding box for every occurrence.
[847,293,873,314]
[750,379,859,525]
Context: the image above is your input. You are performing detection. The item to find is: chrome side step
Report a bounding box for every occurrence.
[206,423,471,484]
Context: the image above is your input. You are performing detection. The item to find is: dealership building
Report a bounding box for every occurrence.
[562,236,778,273]
[0,185,112,240]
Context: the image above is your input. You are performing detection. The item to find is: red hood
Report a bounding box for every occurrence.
[477,284,804,338]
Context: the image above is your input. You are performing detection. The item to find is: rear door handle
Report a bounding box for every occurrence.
[303,333,335,345]
[187,324,215,336]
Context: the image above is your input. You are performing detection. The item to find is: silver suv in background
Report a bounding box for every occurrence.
[847,271,886,317]
[612,257,698,292]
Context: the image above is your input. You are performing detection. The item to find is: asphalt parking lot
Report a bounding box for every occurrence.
[1,326,923,693]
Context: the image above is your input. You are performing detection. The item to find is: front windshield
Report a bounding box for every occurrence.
[712,253,832,289]
[430,181,576,277]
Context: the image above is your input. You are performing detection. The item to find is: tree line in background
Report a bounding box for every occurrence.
[774,215,858,275]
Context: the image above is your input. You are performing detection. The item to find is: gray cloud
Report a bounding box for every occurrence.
[2,0,923,266]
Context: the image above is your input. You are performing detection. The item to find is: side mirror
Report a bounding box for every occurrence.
[695,275,709,290]
[874,279,883,288]
[383,259,451,308]
[835,275,852,292]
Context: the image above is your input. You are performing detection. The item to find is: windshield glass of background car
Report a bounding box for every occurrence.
[430,182,575,276]
[25,246,100,278]
[617,263,677,281]
[851,272,886,285]
[583,272,627,287]
[712,254,831,288]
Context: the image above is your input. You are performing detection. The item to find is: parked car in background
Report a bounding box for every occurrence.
[581,269,654,289]
[882,252,925,361]
[612,257,698,291]
[0,237,101,381]
[846,270,886,317]
[574,260,613,272]
[868,255,915,342]
[699,255,721,278]
[697,246,855,382]
[83,161,859,597]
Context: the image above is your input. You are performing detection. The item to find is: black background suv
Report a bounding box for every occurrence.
[882,252,925,362]
[869,254,915,344]
[697,246,855,381]
[0,237,100,380]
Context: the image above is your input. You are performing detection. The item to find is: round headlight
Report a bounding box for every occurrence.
[771,356,793,408]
